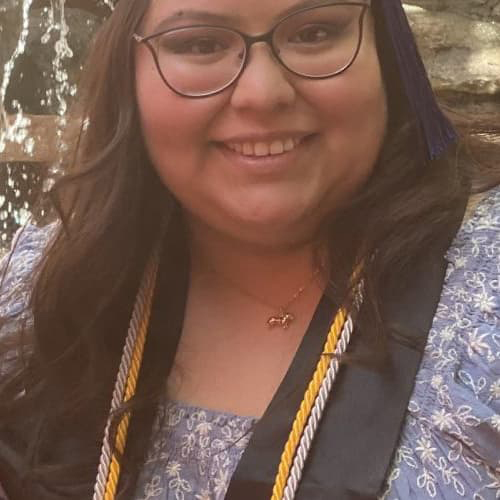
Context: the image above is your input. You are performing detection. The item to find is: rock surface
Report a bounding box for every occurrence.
[405,5,500,95]
[406,0,500,22]
[403,2,499,137]
[1,5,100,114]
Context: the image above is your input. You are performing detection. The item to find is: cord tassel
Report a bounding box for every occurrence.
[380,0,458,160]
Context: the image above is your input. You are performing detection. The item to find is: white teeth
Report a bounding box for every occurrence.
[270,140,285,155]
[226,137,303,156]
[243,143,254,155]
[254,142,270,156]
[284,138,295,152]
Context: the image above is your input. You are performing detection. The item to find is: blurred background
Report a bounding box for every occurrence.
[1,0,499,251]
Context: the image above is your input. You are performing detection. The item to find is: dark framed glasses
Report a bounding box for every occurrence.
[133,2,370,98]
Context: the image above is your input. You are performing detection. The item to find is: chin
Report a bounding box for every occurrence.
[221,208,321,249]
[185,192,327,249]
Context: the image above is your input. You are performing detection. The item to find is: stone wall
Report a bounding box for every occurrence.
[406,3,500,95]
[404,1,500,130]
[407,0,500,21]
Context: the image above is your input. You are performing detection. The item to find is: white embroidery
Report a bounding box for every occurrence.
[381,188,500,500]
[135,402,256,500]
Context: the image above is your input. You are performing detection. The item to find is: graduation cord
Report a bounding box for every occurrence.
[92,246,161,500]
[271,287,362,500]
[92,237,359,500]
[283,309,357,500]
[269,307,347,500]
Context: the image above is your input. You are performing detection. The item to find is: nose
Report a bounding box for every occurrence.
[229,42,296,112]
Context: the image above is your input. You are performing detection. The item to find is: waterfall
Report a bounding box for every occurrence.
[0,0,109,249]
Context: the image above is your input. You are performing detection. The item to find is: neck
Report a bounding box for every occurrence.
[186,215,327,312]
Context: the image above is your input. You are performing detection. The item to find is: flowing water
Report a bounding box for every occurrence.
[0,0,112,250]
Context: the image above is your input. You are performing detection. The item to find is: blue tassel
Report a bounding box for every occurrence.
[380,0,458,160]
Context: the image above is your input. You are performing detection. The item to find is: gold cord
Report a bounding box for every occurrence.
[102,262,158,499]
[270,307,347,500]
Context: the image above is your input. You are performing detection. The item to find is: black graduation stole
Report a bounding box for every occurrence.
[124,208,465,499]
[225,256,445,500]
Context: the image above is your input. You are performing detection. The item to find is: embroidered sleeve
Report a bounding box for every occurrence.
[381,186,500,500]
[0,223,57,375]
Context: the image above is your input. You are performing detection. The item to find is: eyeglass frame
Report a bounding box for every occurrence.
[132,1,371,98]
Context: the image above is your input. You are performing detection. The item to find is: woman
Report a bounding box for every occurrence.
[0,0,498,498]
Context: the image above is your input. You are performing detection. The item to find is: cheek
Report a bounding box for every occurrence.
[317,67,386,141]
[134,49,220,179]
[307,45,387,165]
[136,85,203,157]
[293,46,387,206]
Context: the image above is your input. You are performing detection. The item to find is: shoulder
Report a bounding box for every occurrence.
[458,184,500,241]
[442,185,499,317]
[0,223,57,329]
[381,186,500,499]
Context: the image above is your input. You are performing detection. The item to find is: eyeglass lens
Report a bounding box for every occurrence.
[151,4,365,96]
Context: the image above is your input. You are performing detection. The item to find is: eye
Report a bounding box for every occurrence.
[186,38,226,55]
[162,36,228,56]
[289,24,340,44]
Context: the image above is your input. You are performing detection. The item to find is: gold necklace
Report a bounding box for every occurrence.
[207,266,322,330]
[266,267,321,329]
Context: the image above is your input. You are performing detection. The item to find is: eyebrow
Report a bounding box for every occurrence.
[150,0,348,33]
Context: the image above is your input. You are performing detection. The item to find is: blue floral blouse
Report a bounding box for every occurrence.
[1,187,499,499]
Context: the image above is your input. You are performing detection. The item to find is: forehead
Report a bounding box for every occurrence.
[143,0,362,32]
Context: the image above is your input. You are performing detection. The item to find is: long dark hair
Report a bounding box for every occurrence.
[0,0,497,497]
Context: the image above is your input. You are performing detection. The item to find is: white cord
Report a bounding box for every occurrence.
[283,286,364,500]
[92,248,160,500]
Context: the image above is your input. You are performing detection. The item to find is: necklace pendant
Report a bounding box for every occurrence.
[267,311,295,330]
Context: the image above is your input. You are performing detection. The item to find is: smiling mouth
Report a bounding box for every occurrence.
[219,135,315,158]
